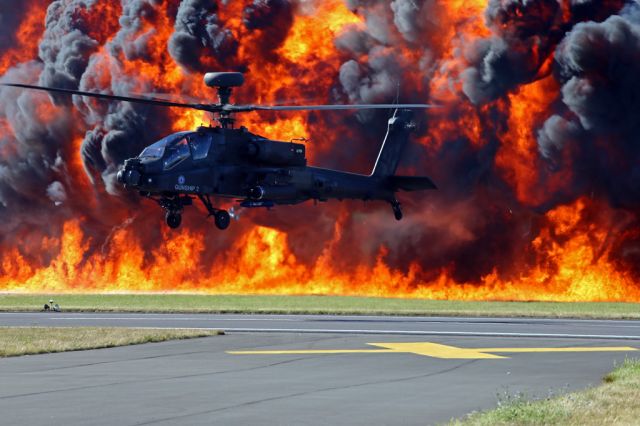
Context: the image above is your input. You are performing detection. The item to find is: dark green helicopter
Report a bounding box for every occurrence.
[3,72,437,230]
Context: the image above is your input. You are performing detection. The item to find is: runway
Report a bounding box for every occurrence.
[1,313,639,425]
[4,312,640,339]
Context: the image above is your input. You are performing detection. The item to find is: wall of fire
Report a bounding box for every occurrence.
[0,0,639,301]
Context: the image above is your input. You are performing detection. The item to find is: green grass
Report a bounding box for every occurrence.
[1,294,640,318]
[448,358,640,425]
[0,327,223,357]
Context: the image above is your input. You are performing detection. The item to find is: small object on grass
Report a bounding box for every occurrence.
[43,299,61,312]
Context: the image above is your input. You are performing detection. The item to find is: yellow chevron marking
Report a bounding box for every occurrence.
[228,342,637,359]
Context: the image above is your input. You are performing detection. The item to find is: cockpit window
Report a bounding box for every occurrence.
[139,131,191,160]
[140,145,165,160]
[163,137,191,170]
[190,135,212,160]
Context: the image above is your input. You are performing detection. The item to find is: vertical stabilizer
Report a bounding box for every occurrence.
[371,109,415,176]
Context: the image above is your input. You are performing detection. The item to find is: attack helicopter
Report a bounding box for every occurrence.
[3,72,437,231]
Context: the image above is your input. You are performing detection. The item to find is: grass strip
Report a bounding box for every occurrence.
[2,294,640,319]
[448,358,640,425]
[0,327,222,357]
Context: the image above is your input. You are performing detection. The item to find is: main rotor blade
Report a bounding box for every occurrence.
[141,92,209,105]
[227,103,439,112]
[1,83,439,115]
[1,83,220,112]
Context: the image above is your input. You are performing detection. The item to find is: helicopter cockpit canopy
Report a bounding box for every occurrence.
[139,131,213,170]
[163,137,191,170]
[139,131,191,160]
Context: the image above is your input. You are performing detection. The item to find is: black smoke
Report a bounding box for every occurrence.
[461,0,561,105]
[243,0,294,57]
[168,0,238,73]
[0,0,102,238]
[461,0,627,105]
[540,8,640,209]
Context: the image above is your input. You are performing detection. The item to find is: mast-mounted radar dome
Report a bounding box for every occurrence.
[204,72,245,88]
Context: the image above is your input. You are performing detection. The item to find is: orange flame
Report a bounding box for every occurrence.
[2,197,638,302]
[277,1,363,63]
[495,77,558,205]
[0,1,47,75]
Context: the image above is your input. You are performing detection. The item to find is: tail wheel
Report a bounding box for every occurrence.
[214,210,231,230]
[166,212,182,229]
[391,200,403,221]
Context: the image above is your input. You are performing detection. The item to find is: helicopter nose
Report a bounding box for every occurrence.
[118,165,142,187]
[118,158,144,187]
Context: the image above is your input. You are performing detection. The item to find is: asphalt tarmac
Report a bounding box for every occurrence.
[1,313,640,425]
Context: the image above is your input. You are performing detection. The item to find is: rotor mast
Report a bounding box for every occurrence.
[204,72,245,129]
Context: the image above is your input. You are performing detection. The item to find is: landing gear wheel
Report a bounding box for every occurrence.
[391,201,403,221]
[214,210,231,230]
[166,212,182,229]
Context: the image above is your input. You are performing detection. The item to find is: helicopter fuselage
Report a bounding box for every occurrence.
[117,110,436,230]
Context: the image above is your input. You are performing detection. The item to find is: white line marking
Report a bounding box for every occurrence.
[216,328,640,340]
[2,312,640,326]
[42,326,636,341]
[5,325,638,340]
[0,315,295,322]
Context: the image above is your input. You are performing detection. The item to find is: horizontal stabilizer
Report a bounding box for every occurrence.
[389,175,437,191]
